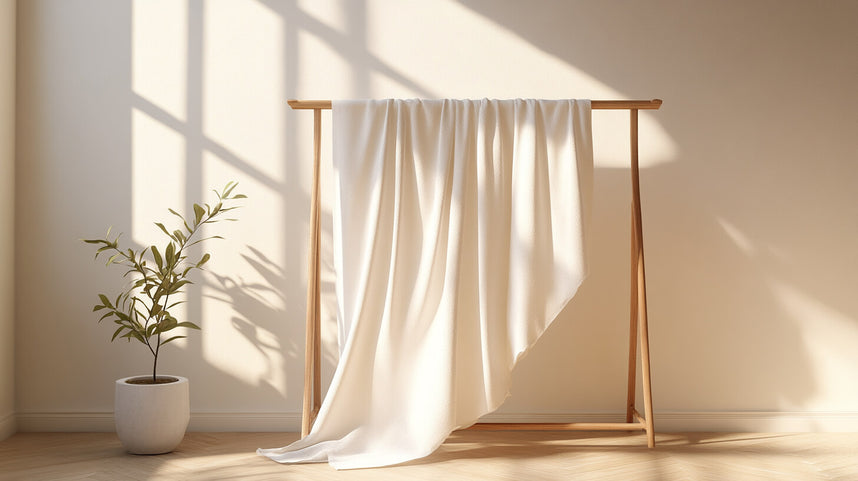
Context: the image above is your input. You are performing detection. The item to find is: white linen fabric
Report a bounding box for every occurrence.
[259,99,593,469]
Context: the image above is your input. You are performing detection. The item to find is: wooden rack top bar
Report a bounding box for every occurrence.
[288,99,662,110]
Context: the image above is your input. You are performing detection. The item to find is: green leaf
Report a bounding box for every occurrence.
[232,194,247,199]
[98,294,113,309]
[160,335,186,347]
[223,182,237,197]
[106,253,121,266]
[196,253,210,268]
[193,203,205,225]
[176,321,201,330]
[168,208,193,233]
[111,326,126,341]
[154,222,174,240]
[93,304,106,312]
[165,242,175,266]
[159,317,178,332]
[188,235,223,247]
[128,330,146,344]
[167,208,184,221]
[168,279,192,294]
[151,245,163,270]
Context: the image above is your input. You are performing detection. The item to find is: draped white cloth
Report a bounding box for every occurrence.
[259,99,593,469]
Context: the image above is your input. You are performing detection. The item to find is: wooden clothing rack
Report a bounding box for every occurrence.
[288,98,663,448]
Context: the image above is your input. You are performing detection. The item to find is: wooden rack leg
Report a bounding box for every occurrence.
[630,108,655,448]
[637,249,655,447]
[302,108,323,438]
[625,212,639,425]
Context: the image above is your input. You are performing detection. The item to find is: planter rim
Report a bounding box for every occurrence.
[116,375,189,385]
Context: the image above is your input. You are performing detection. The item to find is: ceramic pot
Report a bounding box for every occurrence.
[114,375,190,454]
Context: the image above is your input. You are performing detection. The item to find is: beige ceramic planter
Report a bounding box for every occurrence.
[114,375,190,454]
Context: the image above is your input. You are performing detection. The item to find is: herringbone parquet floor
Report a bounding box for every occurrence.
[1,431,856,480]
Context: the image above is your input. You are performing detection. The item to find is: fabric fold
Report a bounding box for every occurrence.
[259,99,593,469]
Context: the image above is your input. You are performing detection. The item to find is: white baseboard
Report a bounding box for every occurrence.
[188,412,301,432]
[650,411,858,433]
[0,411,16,440]
[14,411,858,433]
[16,412,303,433]
[16,412,115,433]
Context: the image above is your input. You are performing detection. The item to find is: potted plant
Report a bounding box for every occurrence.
[83,182,246,454]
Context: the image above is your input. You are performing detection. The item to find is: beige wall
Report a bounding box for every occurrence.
[14,0,858,432]
[0,0,16,440]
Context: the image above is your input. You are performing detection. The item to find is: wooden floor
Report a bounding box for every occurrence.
[1,431,857,480]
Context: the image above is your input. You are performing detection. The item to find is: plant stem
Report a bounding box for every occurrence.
[153,291,170,382]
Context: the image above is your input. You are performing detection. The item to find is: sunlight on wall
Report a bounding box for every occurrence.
[200,153,288,394]
[131,0,188,243]
[362,0,677,169]
[201,281,282,385]
[716,217,756,255]
[130,108,187,246]
[297,29,366,98]
[132,0,187,122]
[130,107,189,342]
[298,0,350,33]
[198,2,290,396]
[131,0,289,396]
[203,1,284,182]
[772,282,858,409]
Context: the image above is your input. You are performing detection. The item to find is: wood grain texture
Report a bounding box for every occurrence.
[2,431,856,481]
[301,108,323,439]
